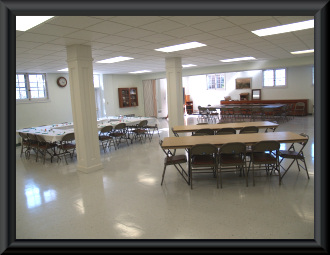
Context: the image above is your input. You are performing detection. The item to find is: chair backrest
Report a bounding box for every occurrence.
[216,128,236,135]
[297,133,309,148]
[100,125,113,134]
[193,128,214,136]
[198,106,208,114]
[220,142,246,154]
[252,140,280,153]
[61,132,75,142]
[138,120,148,127]
[27,133,38,141]
[19,132,29,140]
[191,143,218,155]
[239,126,259,134]
[36,135,46,142]
[114,123,126,130]
[197,123,208,125]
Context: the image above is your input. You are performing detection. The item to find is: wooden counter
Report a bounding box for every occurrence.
[220,99,309,116]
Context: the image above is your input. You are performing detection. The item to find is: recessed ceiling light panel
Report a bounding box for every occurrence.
[290,49,314,55]
[182,64,197,68]
[96,56,134,64]
[155,42,206,53]
[129,70,151,74]
[220,56,256,63]
[252,19,314,37]
[57,68,68,72]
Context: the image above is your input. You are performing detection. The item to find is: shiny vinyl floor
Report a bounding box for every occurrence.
[16,115,314,240]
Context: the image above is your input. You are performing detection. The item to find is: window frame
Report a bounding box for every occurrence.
[206,73,226,90]
[262,68,287,88]
[16,73,49,103]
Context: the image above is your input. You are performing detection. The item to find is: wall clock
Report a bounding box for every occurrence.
[57,77,67,87]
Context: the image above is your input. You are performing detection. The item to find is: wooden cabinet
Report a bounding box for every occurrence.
[220,99,309,116]
[186,101,193,114]
[118,87,138,108]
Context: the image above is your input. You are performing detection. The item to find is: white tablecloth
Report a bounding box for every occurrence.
[16,116,156,143]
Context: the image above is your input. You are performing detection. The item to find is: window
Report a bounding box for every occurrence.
[16,73,48,102]
[263,68,286,87]
[207,73,225,90]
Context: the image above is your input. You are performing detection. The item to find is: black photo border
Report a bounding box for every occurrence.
[1,0,328,253]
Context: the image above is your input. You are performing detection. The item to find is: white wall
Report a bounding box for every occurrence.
[182,65,314,114]
[102,74,145,117]
[16,73,73,130]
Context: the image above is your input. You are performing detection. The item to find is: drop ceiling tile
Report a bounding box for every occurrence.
[94,35,129,44]
[48,16,104,29]
[223,16,273,25]
[17,33,58,43]
[64,30,108,41]
[142,19,185,33]
[167,16,220,26]
[29,24,79,37]
[191,18,235,32]
[86,21,132,34]
[16,41,42,49]
[163,27,203,38]
[114,28,155,39]
[110,16,163,27]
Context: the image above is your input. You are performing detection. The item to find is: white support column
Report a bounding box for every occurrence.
[66,45,103,173]
[165,57,184,136]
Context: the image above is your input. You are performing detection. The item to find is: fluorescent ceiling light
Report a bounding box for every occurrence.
[155,42,206,53]
[220,56,256,63]
[96,56,134,64]
[16,16,54,31]
[252,19,314,37]
[57,68,68,72]
[182,64,197,68]
[129,70,151,74]
[291,49,314,55]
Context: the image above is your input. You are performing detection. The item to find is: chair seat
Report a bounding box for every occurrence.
[111,133,125,137]
[133,129,147,134]
[165,155,187,165]
[191,155,216,165]
[58,143,75,150]
[252,152,276,163]
[279,150,303,159]
[99,135,111,141]
[219,154,244,165]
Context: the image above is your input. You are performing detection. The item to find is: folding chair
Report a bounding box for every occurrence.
[159,140,189,185]
[279,133,310,180]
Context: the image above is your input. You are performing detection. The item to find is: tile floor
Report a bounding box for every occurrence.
[16,115,314,240]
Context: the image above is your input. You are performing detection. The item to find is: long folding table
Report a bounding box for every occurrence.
[172,121,279,136]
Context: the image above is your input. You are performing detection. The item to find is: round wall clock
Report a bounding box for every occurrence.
[57,77,67,87]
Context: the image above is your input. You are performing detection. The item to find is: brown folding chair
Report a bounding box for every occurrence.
[279,133,310,181]
[189,143,218,189]
[159,140,189,185]
[218,142,247,188]
[99,125,116,152]
[57,133,76,164]
[250,140,280,186]
[215,128,236,135]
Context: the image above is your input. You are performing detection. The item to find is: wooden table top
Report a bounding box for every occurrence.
[162,131,307,149]
[172,121,279,133]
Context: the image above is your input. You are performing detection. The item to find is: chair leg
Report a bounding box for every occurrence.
[161,164,167,185]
